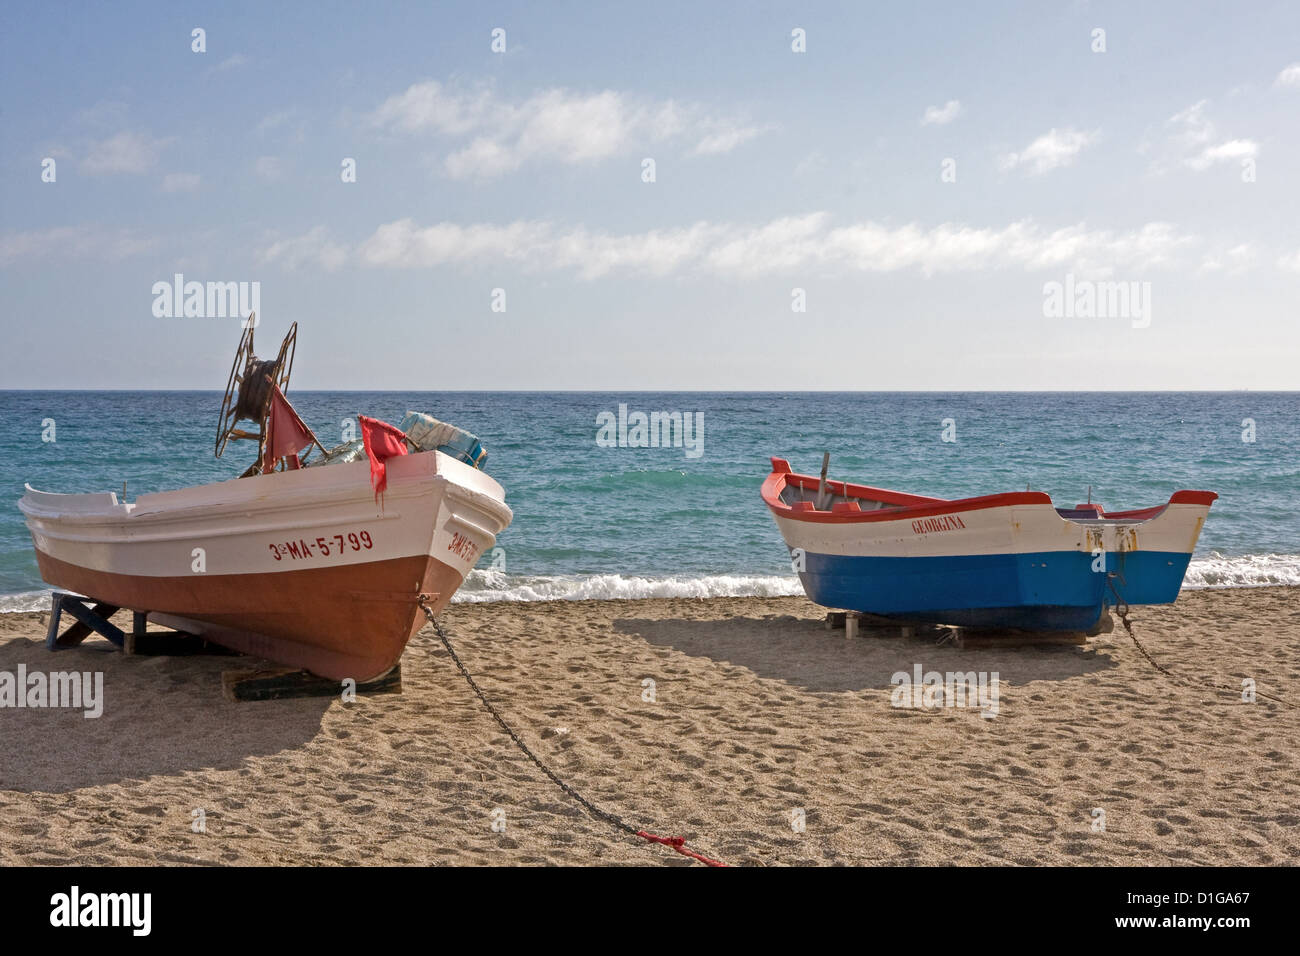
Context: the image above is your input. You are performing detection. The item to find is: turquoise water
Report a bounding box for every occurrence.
[1,391,1297,609]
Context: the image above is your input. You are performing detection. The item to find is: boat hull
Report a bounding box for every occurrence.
[763,457,1214,631]
[30,549,464,680]
[20,450,512,680]
[797,548,1195,631]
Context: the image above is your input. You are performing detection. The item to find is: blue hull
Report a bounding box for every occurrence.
[798,549,1193,631]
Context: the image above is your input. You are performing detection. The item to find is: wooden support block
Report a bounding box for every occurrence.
[132,631,242,657]
[825,610,943,639]
[221,664,402,702]
[124,612,148,655]
[856,611,907,627]
[954,629,1088,649]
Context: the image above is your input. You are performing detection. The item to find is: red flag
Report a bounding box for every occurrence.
[358,415,409,498]
[261,381,318,473]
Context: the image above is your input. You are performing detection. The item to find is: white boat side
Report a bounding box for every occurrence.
[772,500,1215,559]
[19,449,512,579]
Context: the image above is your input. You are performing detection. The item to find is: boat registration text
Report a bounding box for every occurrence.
[447,531,480,563]
[268,530,374,562]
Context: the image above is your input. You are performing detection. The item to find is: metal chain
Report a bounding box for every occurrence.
[1106,575,1291,707]
[416,596,724,852]
[1106,573,1171,675]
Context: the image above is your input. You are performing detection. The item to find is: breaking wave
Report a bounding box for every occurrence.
[457,554,1300,603]
[453,570,804,603]
[1183,553,1300,589]
[0,590,56,613]
[3,555,1298,612]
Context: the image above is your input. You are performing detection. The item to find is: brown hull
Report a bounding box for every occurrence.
[34,550,463,681]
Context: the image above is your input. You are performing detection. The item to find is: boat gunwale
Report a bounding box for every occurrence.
[763,456,1216,526]
[19,450,512,530]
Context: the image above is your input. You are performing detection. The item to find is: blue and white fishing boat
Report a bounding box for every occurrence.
[762,457,1216,632]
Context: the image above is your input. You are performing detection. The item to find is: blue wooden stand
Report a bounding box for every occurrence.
[45,592,130,649]
[44,592,237,657]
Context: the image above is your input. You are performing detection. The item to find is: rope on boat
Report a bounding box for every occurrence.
[416,596,728,867]
[1106,575,1292,708]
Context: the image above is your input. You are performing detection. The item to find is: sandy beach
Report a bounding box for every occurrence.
[1,587,1296,866]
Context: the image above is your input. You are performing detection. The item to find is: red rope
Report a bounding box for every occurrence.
[636,830,729,867]
[420,601,732,867]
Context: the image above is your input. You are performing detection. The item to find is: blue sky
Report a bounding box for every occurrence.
[2,0,1298,389]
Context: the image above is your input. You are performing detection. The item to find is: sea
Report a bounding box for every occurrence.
[1,391,1297,612]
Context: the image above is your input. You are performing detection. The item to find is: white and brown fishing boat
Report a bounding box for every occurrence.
[18,320,511,681]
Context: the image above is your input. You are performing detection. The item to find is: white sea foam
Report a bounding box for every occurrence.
[452,570,804,603]
[3,555,1298,612]
[1183,553,1300,589]
[0,590,58,614]
[456,554,1300,603]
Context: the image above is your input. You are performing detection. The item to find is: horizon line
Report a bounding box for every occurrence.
[0,387,1297,394]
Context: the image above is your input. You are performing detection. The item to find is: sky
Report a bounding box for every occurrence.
[1,0,1298,390]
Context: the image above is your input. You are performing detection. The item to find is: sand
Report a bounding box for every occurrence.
[1,587,1297,866]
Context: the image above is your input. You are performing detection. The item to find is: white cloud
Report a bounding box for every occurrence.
[704,214,830,275]
[216,53,249,71]
[161,172,201,192]
[0,225,156,265]
[82,131,168,175]
[1153,101,1258,174]
[549,222,721,278]
[921,100,962,126]
[346,214,1200,279]
[692,120,770,155]
[1200,243,1256,274]
[1185,138,1258,170]
[999,128,1098,175]
[1167,100,1215,147]
[1278,249,1300,273]
[510,89,632,162]
[821,219,1192,277]
[260,226,348,271]
[22,216,1272,279]
[370,80,492,136]
[370,80,768,179]
[1274,63,1300,88]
